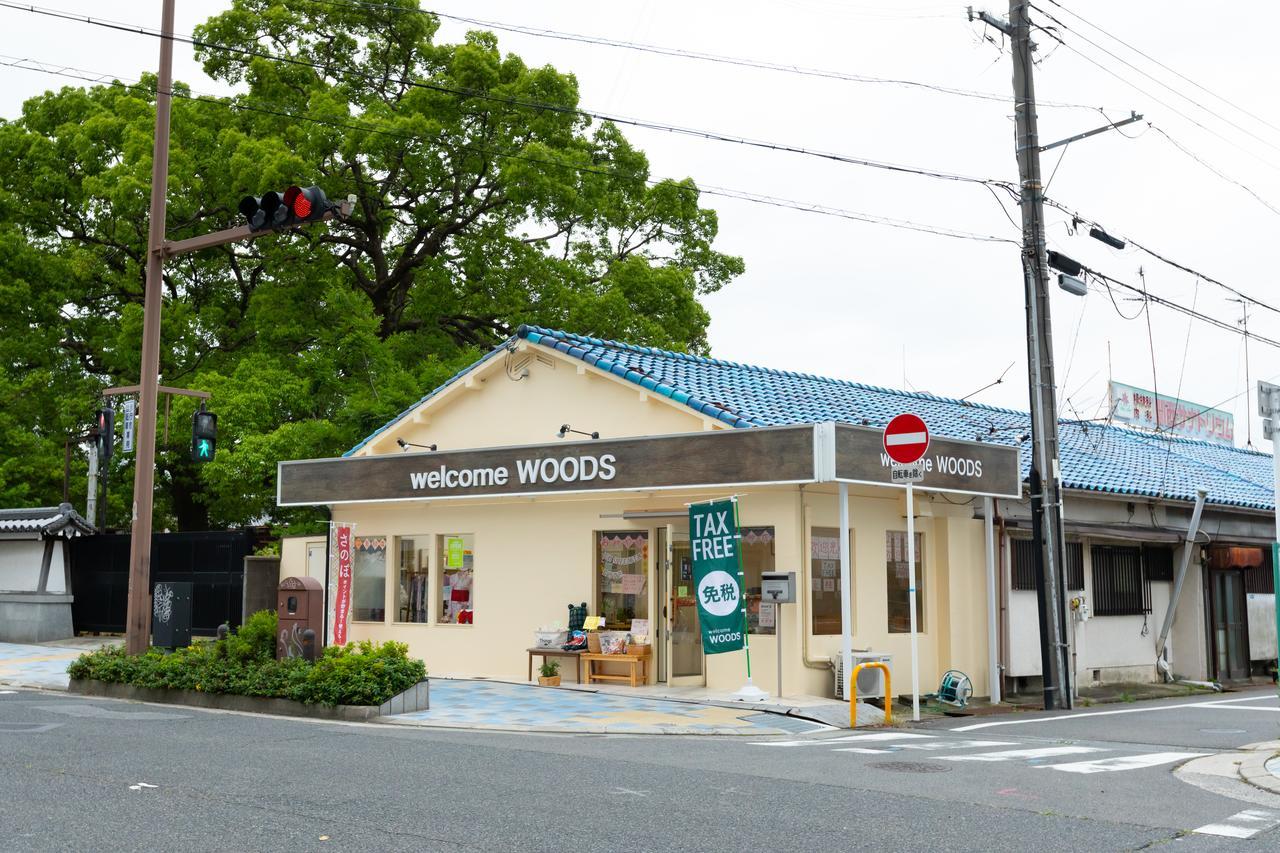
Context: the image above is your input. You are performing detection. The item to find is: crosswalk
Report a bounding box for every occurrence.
[751,731,1205,774]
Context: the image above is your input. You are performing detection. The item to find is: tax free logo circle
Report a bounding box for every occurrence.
[697,570,739,617]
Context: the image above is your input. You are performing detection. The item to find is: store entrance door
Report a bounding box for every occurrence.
[1208,568,1250,682]
[658,524,703,685]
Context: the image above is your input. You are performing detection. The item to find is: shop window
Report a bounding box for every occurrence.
[352,536,387,622]
[1143,545,1175,582]
[1011,539,1083,591]
[439,534,475,624]
[395,536,429,624]
[1091,545,1151,616]
[810,527,852,635]
[597,531,648,630]
[742,527,777,635]
[886,531,924,633]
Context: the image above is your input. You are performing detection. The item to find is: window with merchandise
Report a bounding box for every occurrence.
[440,533,475,624]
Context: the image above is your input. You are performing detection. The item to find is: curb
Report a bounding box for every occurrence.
[1237,740,1280,795]
[375,717,802,736]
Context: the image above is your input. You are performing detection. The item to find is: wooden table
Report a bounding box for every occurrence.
[527,647,583,682]
[581,651,650,687]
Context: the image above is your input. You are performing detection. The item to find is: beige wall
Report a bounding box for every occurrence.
[355,341,721,458]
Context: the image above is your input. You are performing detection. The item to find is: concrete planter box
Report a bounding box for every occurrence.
[68,678,429,722]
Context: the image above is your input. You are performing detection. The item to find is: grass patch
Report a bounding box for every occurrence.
[67,610,425,707]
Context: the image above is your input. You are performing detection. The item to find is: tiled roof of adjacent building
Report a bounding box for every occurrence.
[347,325,1274,512]
[0,503,95,537]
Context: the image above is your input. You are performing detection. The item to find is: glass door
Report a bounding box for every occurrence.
[665,523,704,684]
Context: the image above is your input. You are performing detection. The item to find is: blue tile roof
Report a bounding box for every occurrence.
[347,325,1275,512]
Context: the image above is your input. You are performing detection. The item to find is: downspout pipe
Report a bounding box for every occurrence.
[1155,488,1207,682]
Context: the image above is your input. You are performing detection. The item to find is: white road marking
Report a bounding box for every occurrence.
[0,690,16,694]
[940,746,1105,762]
[1194,809,1280,839]
[128,782,158,791]
[1037,751,1206,774]
[835,739,1014,755]
[752,732,935,747]
[952,694,1279,732]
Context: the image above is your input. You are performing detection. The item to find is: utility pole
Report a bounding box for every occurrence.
[1010,0,1072,710]
[122,0,349,655]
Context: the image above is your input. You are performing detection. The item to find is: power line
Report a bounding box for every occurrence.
[1030,3,1280,159]
[299,0,1108,111]
[1040,0,1280,138]
[1043,197,1280,319]
[0,0,1021,196]
[0,55,1019,247]
[1147,123,1280,219]
[1027,7,1280,174]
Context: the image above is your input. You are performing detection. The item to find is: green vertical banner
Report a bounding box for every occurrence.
[689,498,746,654]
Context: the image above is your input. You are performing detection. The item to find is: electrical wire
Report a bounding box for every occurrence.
[1041,0,1280,138]
[0,55,1020,247]
[1030,3,1280,159]
[0,0,1021,195]
[1027,7,1280,174]
[1043,197,1280,319]
[299,0,1109,111]
[1147,123,1280,218]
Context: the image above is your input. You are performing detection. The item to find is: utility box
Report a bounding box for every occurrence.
[151,581,193,649]
[277,575,323,660]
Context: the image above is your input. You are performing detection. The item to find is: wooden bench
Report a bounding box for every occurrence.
[580,652,649,687]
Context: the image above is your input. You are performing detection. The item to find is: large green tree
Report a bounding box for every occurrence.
[0,0,742,532]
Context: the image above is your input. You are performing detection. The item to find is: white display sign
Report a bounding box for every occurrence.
[122,399,136,453]
[891,461,925,483]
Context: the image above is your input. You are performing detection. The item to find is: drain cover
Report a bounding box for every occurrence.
[870,761,951,774]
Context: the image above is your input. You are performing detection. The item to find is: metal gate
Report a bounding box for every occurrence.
[69,531,254,635]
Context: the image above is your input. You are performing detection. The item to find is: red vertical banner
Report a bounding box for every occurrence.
[333,524,353,646]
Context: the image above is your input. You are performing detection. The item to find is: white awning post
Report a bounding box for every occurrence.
[907,482,920,722]
[984,496,1001,704]
[839,482,853,703]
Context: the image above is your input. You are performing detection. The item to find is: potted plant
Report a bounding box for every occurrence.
[537,659,561,687]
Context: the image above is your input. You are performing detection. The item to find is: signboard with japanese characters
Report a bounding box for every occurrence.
[1109,381,1233,446]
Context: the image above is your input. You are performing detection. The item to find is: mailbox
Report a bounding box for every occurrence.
[760,571,796,604]
[277,576,324,660]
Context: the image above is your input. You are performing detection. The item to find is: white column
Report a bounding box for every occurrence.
[839,482,853,701]
[984,496,1001,704]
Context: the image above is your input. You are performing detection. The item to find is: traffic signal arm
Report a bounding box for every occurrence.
[162,198,352,259]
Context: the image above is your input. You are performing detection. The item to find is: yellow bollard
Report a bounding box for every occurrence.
[849,661,892,728]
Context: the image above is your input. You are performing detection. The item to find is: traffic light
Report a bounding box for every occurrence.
[191,408,217,464]
[238,185,333,232]
[95,408,115,462]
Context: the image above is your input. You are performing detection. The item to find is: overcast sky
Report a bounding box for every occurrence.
[4,1,1279,450]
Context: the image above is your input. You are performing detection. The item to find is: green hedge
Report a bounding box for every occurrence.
[67,610,426,707]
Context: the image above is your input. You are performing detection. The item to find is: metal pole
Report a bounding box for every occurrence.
[62,439,71,504]
[777,603,784,700]
[907,482,920,721]
[123,0,176,655]
[1155,489,1207,676]
[984,496,1001,703]
[1010,0,1071,710]
[86,444,98,527]
[838,482,853,702]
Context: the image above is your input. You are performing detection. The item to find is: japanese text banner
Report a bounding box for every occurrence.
[688,499,746,655]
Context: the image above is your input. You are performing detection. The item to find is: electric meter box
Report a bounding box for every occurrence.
[760,571,796,604]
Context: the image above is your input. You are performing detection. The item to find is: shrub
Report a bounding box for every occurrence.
[68,617,425,707]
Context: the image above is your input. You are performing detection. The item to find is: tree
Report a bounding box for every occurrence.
[0,0,743,531]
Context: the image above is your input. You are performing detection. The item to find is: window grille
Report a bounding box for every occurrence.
[1142,545,1175,582]
[1011,539,1083,591]
[1091,545,1151,616]
[1245,547,1276,594]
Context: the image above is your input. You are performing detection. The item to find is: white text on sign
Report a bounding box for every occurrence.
[880,452,984,478]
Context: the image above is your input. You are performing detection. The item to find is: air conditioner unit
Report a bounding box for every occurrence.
[832,652,893,700]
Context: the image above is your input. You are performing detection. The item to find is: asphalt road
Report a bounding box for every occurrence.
[2,687,1279,852]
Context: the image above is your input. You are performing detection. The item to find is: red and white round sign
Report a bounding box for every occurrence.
[883,413,930,465]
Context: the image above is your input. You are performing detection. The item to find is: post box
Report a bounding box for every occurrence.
[277,575,324,660]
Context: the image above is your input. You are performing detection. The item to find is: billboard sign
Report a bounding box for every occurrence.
[1109,381,1233,446]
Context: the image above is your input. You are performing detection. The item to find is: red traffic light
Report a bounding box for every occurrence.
[239,186,330,232]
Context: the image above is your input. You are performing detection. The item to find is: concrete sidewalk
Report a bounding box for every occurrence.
[385,679,842,736]
[0,641,89,690]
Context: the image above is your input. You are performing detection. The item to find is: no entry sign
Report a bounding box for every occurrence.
[883,414,930,465]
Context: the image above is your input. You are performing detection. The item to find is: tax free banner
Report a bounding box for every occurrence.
[688,499,746,655]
